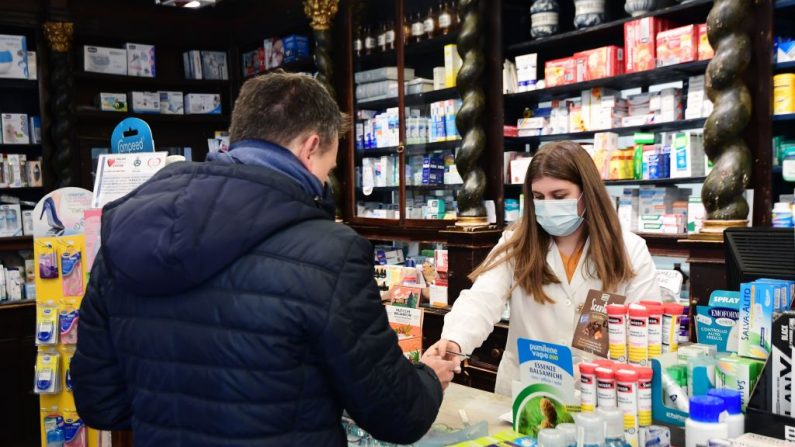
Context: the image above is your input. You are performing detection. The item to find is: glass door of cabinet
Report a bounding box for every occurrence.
[352,2,403,220]
[401,0,462,222]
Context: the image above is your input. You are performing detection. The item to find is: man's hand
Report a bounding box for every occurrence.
[421,354,459,390]
[425,338,463,362]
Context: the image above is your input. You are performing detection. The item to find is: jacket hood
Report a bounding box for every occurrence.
[100,161,333,296]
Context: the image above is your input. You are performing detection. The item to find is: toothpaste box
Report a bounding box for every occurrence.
[697,290,742,352]
[99,92,128,112]
[83,45,127,75]
[130,91,160,114]
[716,353,765,411]
[739,281,778,360]
[125,43,156,78]
[184,93,221,115]
[159,91,184,115]
[771,311,795,416]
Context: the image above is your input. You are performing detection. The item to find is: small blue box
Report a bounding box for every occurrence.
[283,35,310,63]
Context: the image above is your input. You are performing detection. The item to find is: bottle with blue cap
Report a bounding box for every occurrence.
[707,388,744,439]
[686,396,729,447]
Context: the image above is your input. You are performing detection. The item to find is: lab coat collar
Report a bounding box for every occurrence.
[549,237,593,302]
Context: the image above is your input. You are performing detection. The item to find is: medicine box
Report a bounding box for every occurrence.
[83,45,127,75]
[125,43,156,78]
[354,67,415,84]
[0,204,21,237]
[0,34,28,79]
[625,18,670,73]
[671,131,705,178]
[200,51,228,80]
[697,24,714,60]
[99,92,128,112]
[1,113,29,144]
[777,39,795,63]
[444,44,462,87]
[282,35,309,63]
[5,154,22,187]
[573,46,624,81]
[656,25,698,67]
[184,93,221,115]
[773,74,795,115]
[27,51,36,80]
[515,53,538,91]
[28,116,41,144]
[544,57,576,87]
[510,157,533,184]
[617,188,640,232]
[130,91,160,114]
[739,281,777,360]
[263,37,283,69]
[27,160,42,187]
[687,196,706,234]
[771,311,795,416]
[716,353,764,411]
[159,91,184,115]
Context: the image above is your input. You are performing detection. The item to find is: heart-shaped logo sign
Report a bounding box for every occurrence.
[107,158,116,167]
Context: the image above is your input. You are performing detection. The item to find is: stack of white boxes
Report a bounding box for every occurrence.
[638,186,691,234]
[670,131,706,178]
[650,88,684,123]
[618,188,640,232]
[685,75,714,119]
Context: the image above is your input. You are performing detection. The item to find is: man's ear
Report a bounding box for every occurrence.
[296,133,321,164]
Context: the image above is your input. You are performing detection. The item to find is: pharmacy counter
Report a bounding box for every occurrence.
[435,383,513,434]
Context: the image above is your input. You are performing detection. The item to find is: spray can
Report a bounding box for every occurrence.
[608,304,628,362]
[636,367,654,428]
[662,303,684,353]
[616,369,640,447]
[628,304,649,366]
[596,366,618,408]
[579,362,598,412]
[641,301,664,358]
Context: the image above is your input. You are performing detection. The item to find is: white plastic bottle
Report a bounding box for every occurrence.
[628,304,649,366]
[596,366,618,409]
[608,304,628,362]
[557,423,577,447]
[538,428,566,447]
[685,396,728,447]
[580,362,598,412]
[576,412,605,447]
[601,406,632,447]
[707,388,745,439]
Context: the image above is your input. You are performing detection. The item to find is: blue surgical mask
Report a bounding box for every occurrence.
[533,196,584,236]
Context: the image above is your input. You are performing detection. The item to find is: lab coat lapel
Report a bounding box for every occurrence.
[569,237,593,298]
[548,240,574,300]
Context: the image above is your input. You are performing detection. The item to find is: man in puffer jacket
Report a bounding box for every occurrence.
[71,72,459,446]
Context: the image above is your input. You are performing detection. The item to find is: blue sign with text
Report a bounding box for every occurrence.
[110,118,154,153]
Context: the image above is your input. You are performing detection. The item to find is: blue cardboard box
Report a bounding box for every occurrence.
[283,35,309,63]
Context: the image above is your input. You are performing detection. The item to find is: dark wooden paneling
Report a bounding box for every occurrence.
[0,304,39,447]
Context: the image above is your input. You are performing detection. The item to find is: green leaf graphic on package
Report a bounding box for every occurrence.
[513,384,575,437]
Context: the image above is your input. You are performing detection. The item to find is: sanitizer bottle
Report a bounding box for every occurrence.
[600,407,632,447]
[707,389,744,438]
[685,396,728,447]
[576,412,605,447]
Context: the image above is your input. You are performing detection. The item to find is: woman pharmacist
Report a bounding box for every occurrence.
[427,141,662,396]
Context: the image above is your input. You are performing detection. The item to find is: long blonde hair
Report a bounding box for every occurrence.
[470,141,635,304]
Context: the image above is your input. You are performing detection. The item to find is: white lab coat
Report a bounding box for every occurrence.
[441,229,661,396]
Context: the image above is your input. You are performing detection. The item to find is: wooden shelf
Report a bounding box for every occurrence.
[505,176,706,188]
[356,31,460,66]
[0,187,43,192]
[775,61,795,72]
[0,78,38,89]
[636,232,688,240]
[506,118,707,145]
[776,0,795,9]
[0,235,33,251]
[773,113,795,122]
[0,144,41,150]
[357,140,461,157]
[77,110,229,124]
[506,0,714,55]
[0,300,35,310]
[75,71,229,89]
[505,60,710,103]
[357,87,459,110]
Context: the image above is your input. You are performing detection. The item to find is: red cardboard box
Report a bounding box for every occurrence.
[574,46,624,81]
[624,18,671,73]
[697,24,714,60]
[657,25,698,67]
[544,57,577,87]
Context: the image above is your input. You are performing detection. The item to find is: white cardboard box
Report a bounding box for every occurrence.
[184,93,221,115]
[0,35,28,79]
[159,91,184,115]
[0,204,22,237]
[130,91,160,113]
[125,43,156,77]
[26,51,36,80]
[510,157,533,184]
[83,45,127,75]
[1,113,29,144]
[99,92,128,112]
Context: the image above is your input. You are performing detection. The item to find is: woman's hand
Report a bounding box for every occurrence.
[426,338,463,362]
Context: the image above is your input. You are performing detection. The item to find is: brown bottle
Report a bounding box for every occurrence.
[403,15,411,44]
[437,1,452,35]
[411,12,425,43]
[353,26,364,57]
[424,7,437,39]
[364,25,376,55]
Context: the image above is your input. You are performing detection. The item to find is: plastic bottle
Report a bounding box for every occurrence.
[557,423,577,447]
[707,388,744,438]
[596,366,618,409]
[662,366,690,412]
[539,428,566,447]
[636,367,654,428]
[607,304,628,362]
[773,202,794,228]
[601,406,632,447]
[615,369,640,447]
[580,362,599,412]
[662,303,684,353]
[628,304,649,367]
[576,412,605,447]
[641,301,664,358]
[685,396,728,447]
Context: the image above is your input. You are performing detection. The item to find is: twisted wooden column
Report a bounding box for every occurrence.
[43,22,76,189]
[304,0,342,218]
[455,0,487,226]
[697,0,753,239]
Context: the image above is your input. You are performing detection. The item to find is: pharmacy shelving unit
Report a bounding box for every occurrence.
[772,0,795,201]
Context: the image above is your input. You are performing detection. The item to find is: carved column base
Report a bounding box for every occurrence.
[453,216,491,229]
[689,219,748,242]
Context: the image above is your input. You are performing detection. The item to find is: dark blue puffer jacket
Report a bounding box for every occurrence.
[71,159,443,446]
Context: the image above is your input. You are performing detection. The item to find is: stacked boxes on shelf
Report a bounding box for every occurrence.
[0,34,31,80]
[183,50,229,80]
[84,43,156,77]
[1,113,41,145]
[99,91,220,115]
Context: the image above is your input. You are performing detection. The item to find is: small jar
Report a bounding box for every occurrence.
[530,0,560,38]
[574,0,606,29]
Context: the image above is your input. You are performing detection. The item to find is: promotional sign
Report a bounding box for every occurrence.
[571,290,627,358]
[32,188,93,238]
[110,117,155,153]
[92,152,167,209]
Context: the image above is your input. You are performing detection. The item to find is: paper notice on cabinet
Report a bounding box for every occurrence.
[92,152,168,209]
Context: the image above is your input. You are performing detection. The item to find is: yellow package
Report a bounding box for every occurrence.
[34,351,61,394]
[36,304,59,346]
[774,74,795,115]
